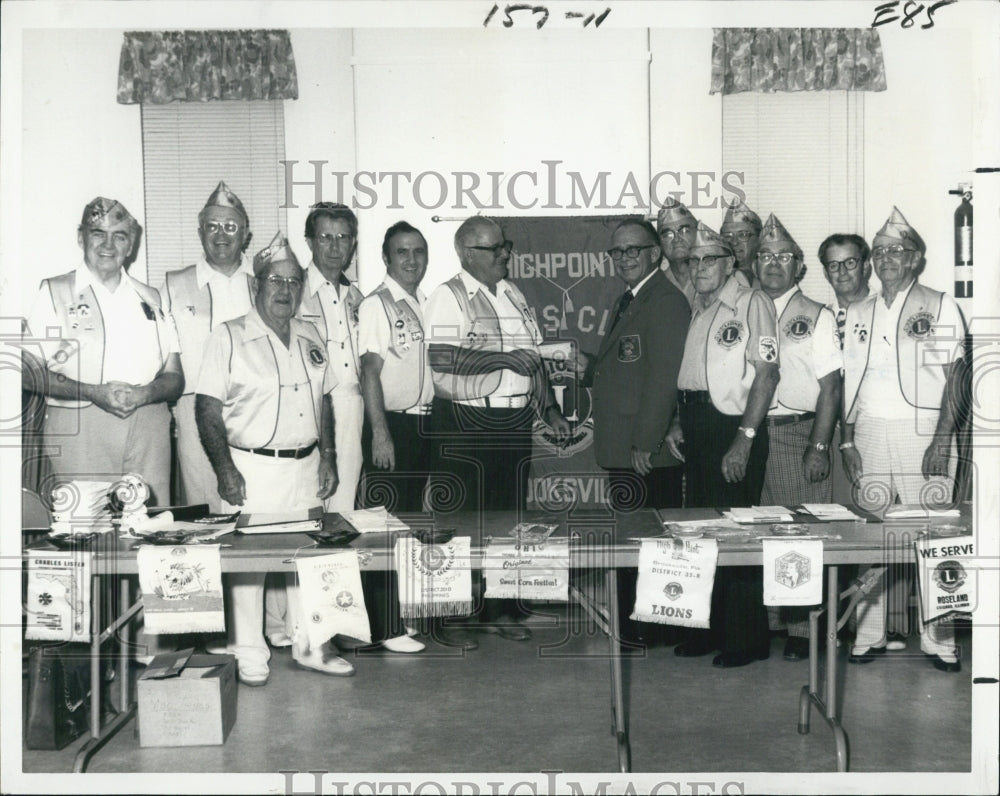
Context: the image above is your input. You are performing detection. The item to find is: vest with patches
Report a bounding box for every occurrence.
[843,282,953,422]
[774,290,825,413]
[220,316,329,449]
[371,285,429,411]
[164,265,254,395]
[42,272,168,409]
[297,281,364,383]
[702,285,778,416]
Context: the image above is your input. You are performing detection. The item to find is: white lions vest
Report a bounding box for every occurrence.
[164,265,254,395]
[775,290,825,413]
[703,285,778,416]
[42,272,168,409]
[297,280,364,384]
[372,285,428,411]
[222,316,329,449]
[843,282,951,423]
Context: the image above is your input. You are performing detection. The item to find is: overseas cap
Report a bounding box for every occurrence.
[873,206,925,253]
[79,197,137,230]
[689,221,734,256]
[722,197,762,232]
[253,232,300,274]
[759,212,803,257]
[656,197,697,230]
[204,180,249,224]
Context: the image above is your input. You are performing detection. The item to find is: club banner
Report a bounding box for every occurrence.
[498,215,636,509]
[296,552,371,649]
[915,534,977,622]
[137,545,225,634]
[482,538,570,601]
[25,550,92,642]
[762,539,824,606]
[395,536,473,619]
[631,537,718,629]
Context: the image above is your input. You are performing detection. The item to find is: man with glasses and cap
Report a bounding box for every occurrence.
[162,181,254,510]
[841,208,967,673]
[196,233,344,685]
[720,197,763,287]
[425,216,572,644]
[25,197,183,506]
[591,218,690,648]
[665,222,780,667]
[655,198,699,306]
[754,214,842,661]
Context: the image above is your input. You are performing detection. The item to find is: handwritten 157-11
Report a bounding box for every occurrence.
[484,4,611,29]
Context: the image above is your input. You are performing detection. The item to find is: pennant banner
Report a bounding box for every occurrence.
[25,550,92,642]
[137,545,225,634]
[482,538,570,601]
[497,216,632,509]
[394,536,473,619]
[762,539,824,606]
[631,537,718,628]
[296,552,371,649]
[915,534,977,622]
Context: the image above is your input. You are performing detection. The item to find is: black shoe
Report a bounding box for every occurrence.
[435,626,479,650]
[712,648,770,668]
[480,622,532,642]
[674,639,717,658]
[783,637,810,661]
[925,653,961,673]
[848,645,886,664]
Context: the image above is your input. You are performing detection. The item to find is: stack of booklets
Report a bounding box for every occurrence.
[235,507,324,534]
[884,504,961,520]
[340,507,410,534]
[49,480,115,537]
[724,506,795,524]
[799,503,863,522]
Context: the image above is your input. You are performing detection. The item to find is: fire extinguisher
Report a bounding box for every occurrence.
[948,183,972,298]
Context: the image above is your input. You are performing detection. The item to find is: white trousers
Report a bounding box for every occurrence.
[853,417,957,656]
[222,447,321,667]
[174,393,224,512]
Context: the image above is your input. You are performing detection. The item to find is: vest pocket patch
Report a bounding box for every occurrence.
[618,334,641,362]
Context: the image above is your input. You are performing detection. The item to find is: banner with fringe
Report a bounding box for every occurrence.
[394,536,473,619]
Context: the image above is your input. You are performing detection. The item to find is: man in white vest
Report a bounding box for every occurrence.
[25,197,183,505]
[425,216,572,642]
[720,197,763,287]
[162,181,254,510]
[755,214,842,661]
[196,233,344,685]
[665,222,780,667]
[841,208,967,673]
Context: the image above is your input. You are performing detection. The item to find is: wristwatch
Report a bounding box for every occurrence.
[737,426,756,439]
[812,442,829,452]
[838,441,855,451]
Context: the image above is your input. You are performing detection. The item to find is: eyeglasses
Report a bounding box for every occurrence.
[686,254,728,269]
[871,245,916,260]
[314,232,355,246]
[824,257,862,274]
[202,221,242,236]
[607,244,657,261]
[756,251,797,266]
[660,225,695,240]
[466,240,513,256]
[260,275,303,291]
[722,230,757,242]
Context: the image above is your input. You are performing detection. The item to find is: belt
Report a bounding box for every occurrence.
[767,411,816,427]
[677,390,713,405]
[452,395,531,409]
[401,404,433,416]
[235,441,318,459]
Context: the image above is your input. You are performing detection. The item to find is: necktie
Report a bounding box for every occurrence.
[835,307,847,350]
[610,290,633,332]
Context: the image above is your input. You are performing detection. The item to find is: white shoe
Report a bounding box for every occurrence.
[267,632,293,648]
[205,641,228,655]
[381,635,425,654]
[293,643,355,677]
[135,654,154,666]
[405,625,419,637]
[237,661,270,687]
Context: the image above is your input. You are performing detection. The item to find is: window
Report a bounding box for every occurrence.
[140,100,287,287]
[722,91,865,306]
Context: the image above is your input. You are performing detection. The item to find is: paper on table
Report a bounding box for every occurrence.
[800,503,862,521]
[725,506,794,523]
[235,509,323,535]
[884,505,961,519]
[340,507,410,534]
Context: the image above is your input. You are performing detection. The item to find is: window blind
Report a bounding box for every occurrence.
[140,100,287,289]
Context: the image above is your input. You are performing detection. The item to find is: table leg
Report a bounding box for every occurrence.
[605,568,631,773]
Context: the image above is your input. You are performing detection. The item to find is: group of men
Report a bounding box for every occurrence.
[588,197,966,672]
[24,184,966,687]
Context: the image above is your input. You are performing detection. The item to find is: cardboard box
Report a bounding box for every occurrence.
[137,652,237,747]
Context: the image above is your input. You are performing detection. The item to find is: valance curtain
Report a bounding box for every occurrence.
[117,30,298,104]
[710,28,887,94]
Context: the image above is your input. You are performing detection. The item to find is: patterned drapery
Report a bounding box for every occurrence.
[117,30,298,104]
[710,28,887,94]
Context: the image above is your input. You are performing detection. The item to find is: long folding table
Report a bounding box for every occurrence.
[29,507,960,774]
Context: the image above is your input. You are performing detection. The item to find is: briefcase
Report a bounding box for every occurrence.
[25,644,91,750]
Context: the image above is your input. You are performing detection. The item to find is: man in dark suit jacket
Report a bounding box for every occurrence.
[589,218,691,648]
